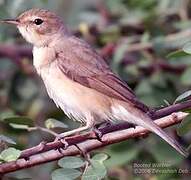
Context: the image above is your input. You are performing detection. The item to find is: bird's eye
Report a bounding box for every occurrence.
[34,18,43,25]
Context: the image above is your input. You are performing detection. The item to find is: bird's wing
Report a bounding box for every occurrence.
[57,36,149,112]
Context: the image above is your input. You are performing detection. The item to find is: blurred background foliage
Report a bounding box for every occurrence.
[1,0,191,179]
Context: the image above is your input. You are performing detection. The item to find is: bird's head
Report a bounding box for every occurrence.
[1,9,69,47]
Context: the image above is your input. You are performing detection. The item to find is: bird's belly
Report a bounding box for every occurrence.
[39,64,112,123]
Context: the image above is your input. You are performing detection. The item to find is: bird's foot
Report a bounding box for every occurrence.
[129,123,136,129]
[147,108,156,119]
[92,122,112,141]
[54,134,69,150]
[57,139,69,153]
[54,132,68,141]
[93,127,103,142]
[38,141,47,151]
[60,138,69,149]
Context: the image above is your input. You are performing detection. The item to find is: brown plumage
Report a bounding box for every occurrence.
[57,36,149,112]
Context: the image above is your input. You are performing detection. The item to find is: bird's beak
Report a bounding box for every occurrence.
[0,19,20,25]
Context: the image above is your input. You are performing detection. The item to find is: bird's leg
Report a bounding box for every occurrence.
[55,122,93,152]
[93,127,103,141]
[147,108,156,119]
[57,117,94,139]
[57,124,92,138]
[93,121,111,141]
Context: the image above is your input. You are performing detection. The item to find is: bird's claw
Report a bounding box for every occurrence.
[54,134,65,142]
[38,141,47,150]
[93,127,103,142]
[60,138,69,149]
[54,134,69,151]
[129,123,136,129]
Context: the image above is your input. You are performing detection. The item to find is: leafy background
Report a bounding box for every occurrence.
[1,0,191,179]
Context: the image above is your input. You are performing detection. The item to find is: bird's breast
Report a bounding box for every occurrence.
[33,46,112,123]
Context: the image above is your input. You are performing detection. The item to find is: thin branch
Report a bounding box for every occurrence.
[0,112,188,174]
[124,29,191,53]
[123,58,186,74]
[0,44,32,61]
[150,100,191,119]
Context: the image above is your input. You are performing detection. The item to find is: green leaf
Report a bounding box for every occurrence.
[150,71,166,88]
[0,147,21,162]
[183,42,191,54]
[181,67,191,85]
[82,153,108,180]
[58,156,85,169]
[135,80,152,95]
[177,114,191,136]
[4,176,32,180]
[112,43,128,71]
[45,118,68,129]
[3,116,34,126]
[92,153,108,162]
[82,161,107,180]
[9,123,29,130]
[174,90,191,104]
[0,110,15,121]
[174,21,191,30]
[166,50,189,59]
[187,143,191,151]
[0,135,16,144]
[149,137,183,165]
[163,99,170,106]
[100,25,120,44]
[105,148,139,168]
[153,36,165,52]
[51,168,81,180]
[141,32,150,43]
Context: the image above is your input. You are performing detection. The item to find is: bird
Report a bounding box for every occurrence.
[0,8,188,156]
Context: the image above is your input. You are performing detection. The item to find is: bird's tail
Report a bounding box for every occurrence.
[112,104,188,157]
[138,115,188,157]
